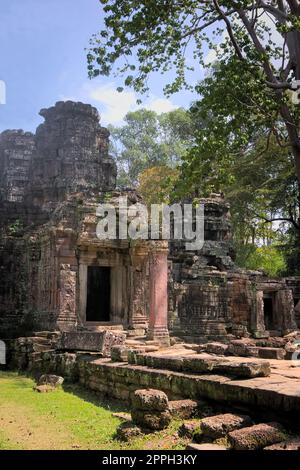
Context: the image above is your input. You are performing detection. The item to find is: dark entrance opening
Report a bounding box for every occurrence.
[86,266,111,322]
[294,299,300,329]
[263,294,275,330]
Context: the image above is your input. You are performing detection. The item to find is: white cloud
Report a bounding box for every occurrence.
[60,82,179,124]
[147,98,177,114]
[88,83,137,123]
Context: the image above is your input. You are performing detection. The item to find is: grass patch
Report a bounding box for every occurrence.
[0,371,188,450]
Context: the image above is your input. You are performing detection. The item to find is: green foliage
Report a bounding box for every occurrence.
[174,58,300,274]
[177,56,299,198]
[138,165,180,205]
[7,219,24,236]
[88,1,300,273]
[281,230,300,275]
[87,1,300,104]
[236,244,287,277]
[109,107,193,187]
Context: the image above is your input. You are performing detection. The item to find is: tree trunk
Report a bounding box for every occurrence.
[279,102,300,184]
[285,27,300,183]
[292,145,300,185]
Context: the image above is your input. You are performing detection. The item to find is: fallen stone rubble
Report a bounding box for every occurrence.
[131,389,172,431]
[183,415,292,451]
[228,422,287,450]
[199,413,253,439]
[111,389,298,451]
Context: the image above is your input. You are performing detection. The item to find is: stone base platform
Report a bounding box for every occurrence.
[6,335,300,428]
[76,354,300,428]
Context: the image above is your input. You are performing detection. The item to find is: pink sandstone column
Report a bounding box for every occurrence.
[129,242,150,331]
[148,241,170,345]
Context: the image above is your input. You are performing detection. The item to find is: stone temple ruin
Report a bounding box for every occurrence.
[1,102,300,434]
[170,196,300,341]
[0,101,169,344]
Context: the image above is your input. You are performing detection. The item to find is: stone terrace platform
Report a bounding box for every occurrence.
[77,349,300,427]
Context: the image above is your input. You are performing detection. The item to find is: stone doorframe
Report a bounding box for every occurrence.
[78,259,128,329]
[76,240,170,344]
[253,284,296,336]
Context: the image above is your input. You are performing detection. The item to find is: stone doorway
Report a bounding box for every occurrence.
[86,266,111,322]
[263,293,275,331]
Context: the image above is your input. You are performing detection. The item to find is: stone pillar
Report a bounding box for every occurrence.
[148,241,170,346]
[252,290,269,338]
[129,242,150,331]
[276,289,297,334]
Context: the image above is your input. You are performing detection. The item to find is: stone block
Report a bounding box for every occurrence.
[111,345,129,362]
[116,422,143,442]
[127,348,145,364]
[178,420,201,439]
[200,413,253,438]
[228,423,287,450]
[132,389,169,411]
[257,347,286,360]
[227,339,258,357]
[264,438,300,450]
[37,374,64,387]
[59,331,126,356]
[183,356,271,378]
[169,399,200,419]
[131,410,171,431]
[205,343,229,356]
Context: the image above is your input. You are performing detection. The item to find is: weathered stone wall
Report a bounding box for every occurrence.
[177,274,230,337]
[0,238,28,337]
[0,102,120,337]
[0,130,35,202]
[28,101,117,207]
[0,231,63,338]
[227,274,256,337]
[169,195,234,274]
[169,195,298,340]
[285,277,300,328]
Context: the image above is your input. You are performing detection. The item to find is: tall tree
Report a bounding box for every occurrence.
[109,107,193,187]
[88,1,300,184]
[178,58,300,273]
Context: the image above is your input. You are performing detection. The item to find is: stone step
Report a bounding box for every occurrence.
[126,329,146,337]
[131,352,271,378]
[203,342,229,356]
[111,344,160,362]
[257,347,286,360]
[88,324,124,331]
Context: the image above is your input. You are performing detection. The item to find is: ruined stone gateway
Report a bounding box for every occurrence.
[1,102,300,430]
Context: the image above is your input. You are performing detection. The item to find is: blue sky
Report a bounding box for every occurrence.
[0,0,203,133]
